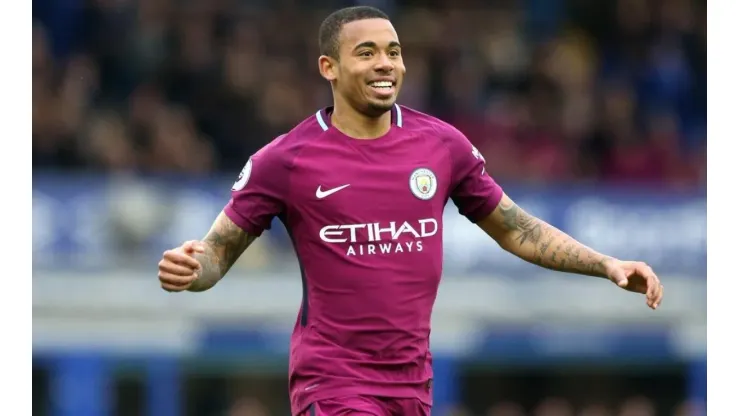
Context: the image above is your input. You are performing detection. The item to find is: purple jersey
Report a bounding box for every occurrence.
[224,104,503,415]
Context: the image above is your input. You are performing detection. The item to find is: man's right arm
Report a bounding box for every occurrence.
[188,211,257,292]
[185,136,288,291]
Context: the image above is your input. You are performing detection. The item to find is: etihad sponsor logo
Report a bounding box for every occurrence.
[319,218,438,256]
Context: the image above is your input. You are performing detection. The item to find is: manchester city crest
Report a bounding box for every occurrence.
[409,168,437,200]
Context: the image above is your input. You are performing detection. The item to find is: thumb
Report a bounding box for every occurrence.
[182,240,205,255]
[611,269,629,288]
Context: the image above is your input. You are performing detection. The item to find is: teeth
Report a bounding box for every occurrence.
[370,81,393,88]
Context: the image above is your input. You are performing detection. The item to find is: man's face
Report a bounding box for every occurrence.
[331,18,405,117]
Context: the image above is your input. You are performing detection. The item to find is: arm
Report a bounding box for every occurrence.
[441,127,661,307]
[188,211,257,292]
[477,193,614,278]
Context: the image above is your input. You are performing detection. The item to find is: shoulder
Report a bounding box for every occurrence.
[395,105,445,132]
[397,105,475,156]
[249,111,330,169]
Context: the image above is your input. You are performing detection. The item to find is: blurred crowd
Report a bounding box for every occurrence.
[223,395,705,416]
[453,397,705,416]
[33,0,706,187]
[190,374,705,416]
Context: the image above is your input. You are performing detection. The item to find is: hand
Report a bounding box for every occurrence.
[158,240,206,292]
[605,260,664,310]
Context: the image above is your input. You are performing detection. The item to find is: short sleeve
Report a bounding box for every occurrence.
[223,140,288,236]
[445,125,503,223]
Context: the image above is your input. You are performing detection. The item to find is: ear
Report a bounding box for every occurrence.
[318,55,338,82]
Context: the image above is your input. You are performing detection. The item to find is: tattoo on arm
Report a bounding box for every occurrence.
[188,212,257,292]
[203,219,256,276]
[493,199,613,277]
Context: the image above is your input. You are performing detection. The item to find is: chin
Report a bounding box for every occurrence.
[365,99,396,117]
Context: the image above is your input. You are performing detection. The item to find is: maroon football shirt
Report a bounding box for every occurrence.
[224,104,503,414]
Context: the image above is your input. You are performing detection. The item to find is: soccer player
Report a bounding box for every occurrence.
[157,6,664,416]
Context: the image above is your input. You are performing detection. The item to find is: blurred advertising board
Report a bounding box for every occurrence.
[33,173,706,277]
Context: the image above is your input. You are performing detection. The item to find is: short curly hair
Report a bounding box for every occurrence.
[318,6,390,60]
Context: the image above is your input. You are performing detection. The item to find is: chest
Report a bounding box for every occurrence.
[286,137,451,225]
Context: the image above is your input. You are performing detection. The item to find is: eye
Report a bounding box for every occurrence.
[389,50,401,57]
[359,51,373,57]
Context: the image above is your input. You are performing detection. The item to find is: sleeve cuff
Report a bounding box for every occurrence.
[224,203,265,236]
[461,185,503,223]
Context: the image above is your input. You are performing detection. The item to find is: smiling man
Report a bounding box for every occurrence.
[156,6,664,416]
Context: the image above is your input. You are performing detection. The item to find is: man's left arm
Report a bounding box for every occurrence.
[477,193,664,309]
[440,124,663,310]
[478,193,613,277]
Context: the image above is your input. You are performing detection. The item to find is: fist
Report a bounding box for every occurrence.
[158,240,206,292]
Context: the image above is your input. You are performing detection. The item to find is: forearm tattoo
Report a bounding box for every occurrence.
[498,200,612,277]
[189,215,256,291]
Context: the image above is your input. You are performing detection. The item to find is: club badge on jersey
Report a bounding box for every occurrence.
[409,168,437,200]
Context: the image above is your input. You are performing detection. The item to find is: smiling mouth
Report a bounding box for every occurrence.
[367,81,395,94]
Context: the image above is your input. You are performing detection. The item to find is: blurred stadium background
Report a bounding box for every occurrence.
[32,0,706,415]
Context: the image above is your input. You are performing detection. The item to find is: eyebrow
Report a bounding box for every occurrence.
[352,41,402,52]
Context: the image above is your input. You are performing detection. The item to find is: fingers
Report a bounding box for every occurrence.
[161,281,193,292]
[158,269,197,286]
[637,263,662,309]
[159,242,205,293]
[158,260,197,277]
[655,283,664,308]
[182,240,206,254]
[162,249,202,270]
[158,270,197,292]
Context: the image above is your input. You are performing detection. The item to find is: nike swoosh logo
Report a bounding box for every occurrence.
[316,184,350,199]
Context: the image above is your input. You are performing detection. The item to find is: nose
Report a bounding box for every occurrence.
[374,53,393,72]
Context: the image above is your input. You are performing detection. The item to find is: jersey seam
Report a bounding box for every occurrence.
[431,121,457,200]
[281,121,329,217]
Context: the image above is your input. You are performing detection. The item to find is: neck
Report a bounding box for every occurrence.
[331,100,392,140]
